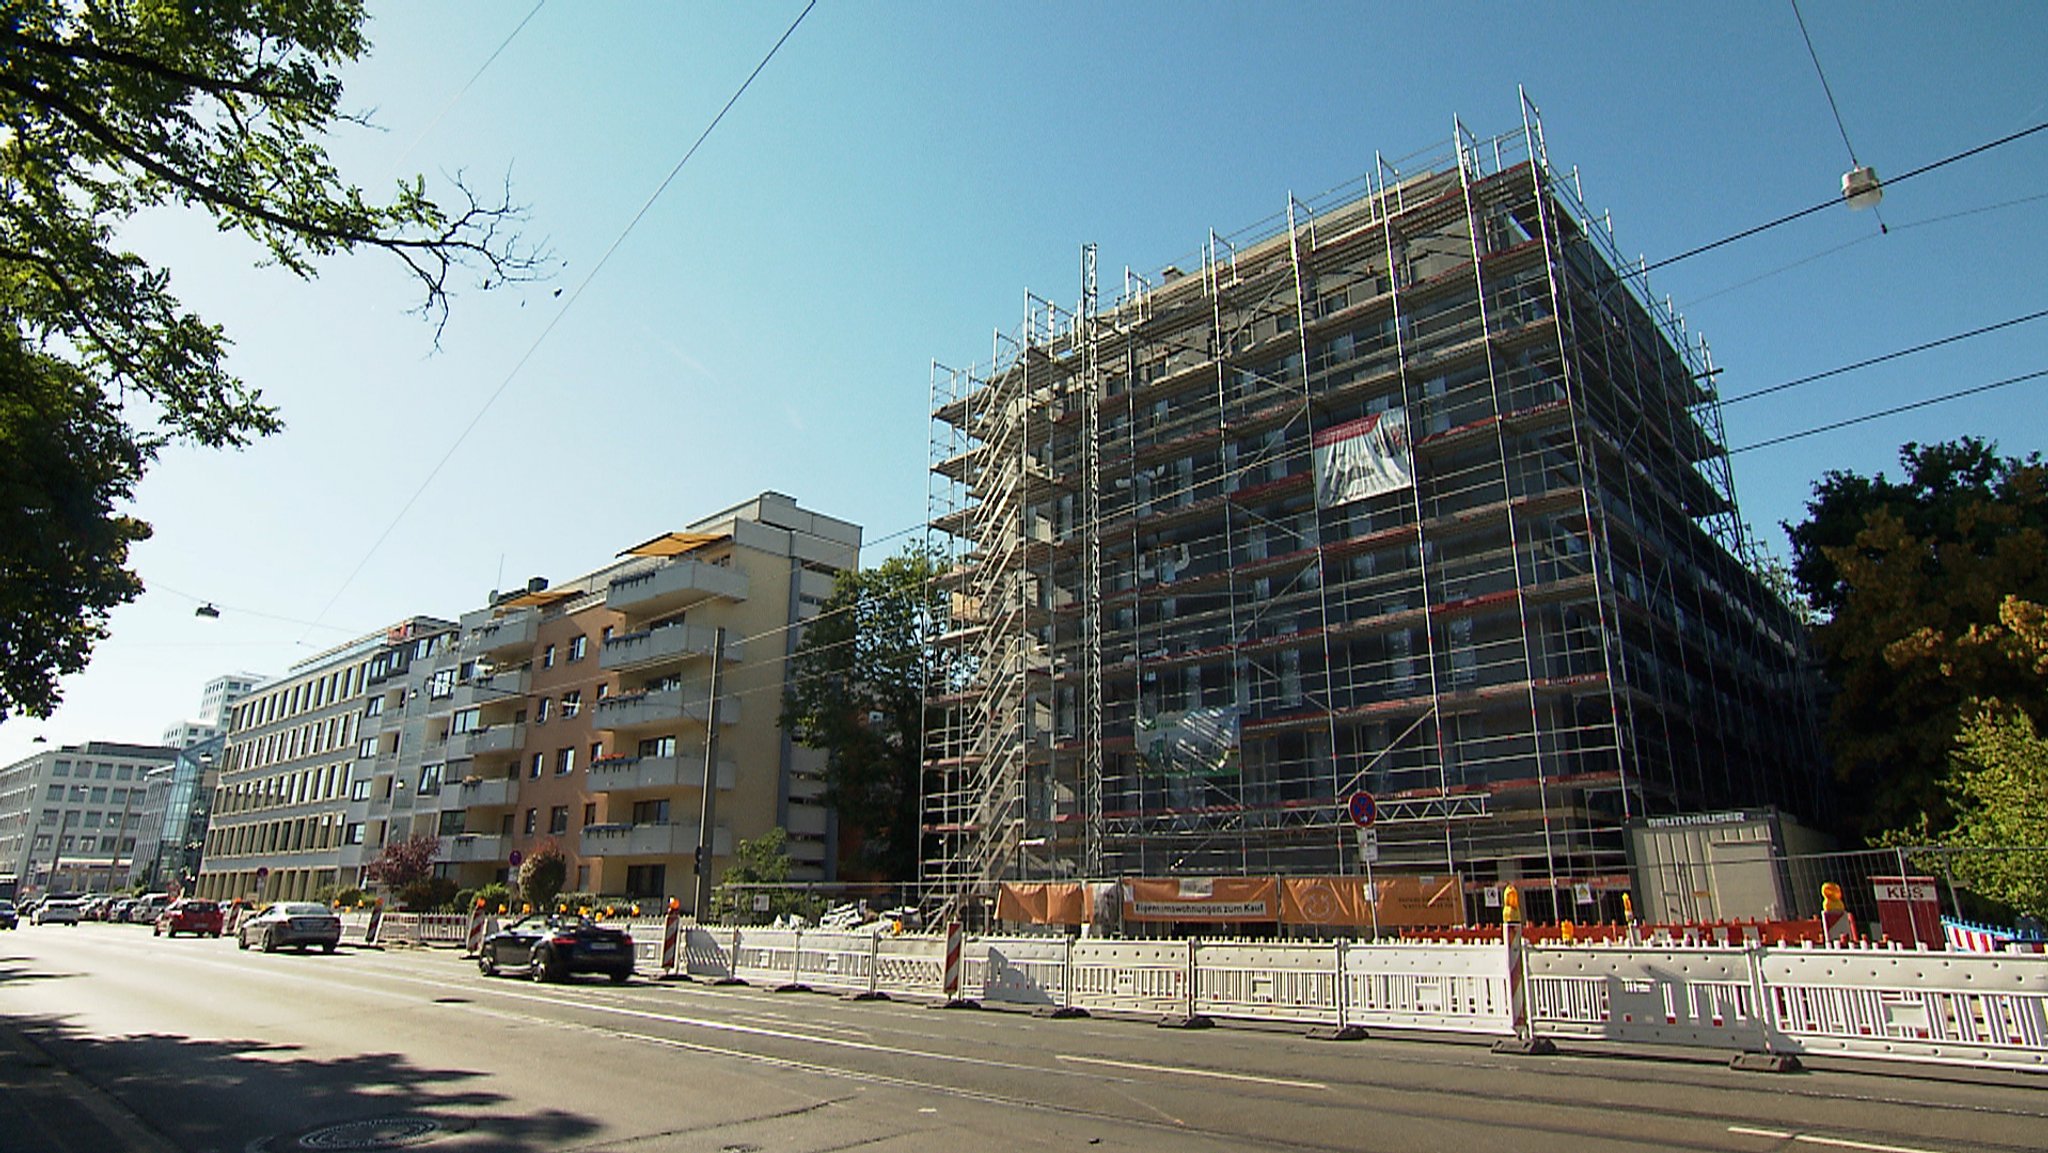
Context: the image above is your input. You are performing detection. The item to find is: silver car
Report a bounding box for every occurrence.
[236,902,343,953]
[35,899,84,925]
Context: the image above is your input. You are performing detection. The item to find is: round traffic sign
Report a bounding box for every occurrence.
[1346,791,1377,828]
[255,866,270,879]
[508,850,524,868]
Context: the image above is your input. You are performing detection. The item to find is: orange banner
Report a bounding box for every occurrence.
[1281,874,1463,928]
[1121,876,1278,922]
[996,882,1087,925]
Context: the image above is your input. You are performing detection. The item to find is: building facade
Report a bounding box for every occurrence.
[923,100,1824,920]
[0,741,179,896]
[161,672,262,749]
[127,733,225,892]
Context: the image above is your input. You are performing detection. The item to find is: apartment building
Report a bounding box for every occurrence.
[924,99,1824,920]
[197,619,453,902]
[0,741,179,896]
[160,672,262,749]
[440,493,861,907]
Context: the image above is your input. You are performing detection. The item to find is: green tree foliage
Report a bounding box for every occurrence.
[1942,703,2048,919]
[0,2,540,721]
[1786,439,2048,842]
[708,827,819,924]
[781,548,943,881]
[474,881,512,914]
[518,838,567,912]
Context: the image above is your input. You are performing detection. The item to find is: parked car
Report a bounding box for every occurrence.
[477,914,634,983]
[127,894,169,924]
[237,902,342,953]
[35,899,83,926]
[107,898,136,923]
[155,899,224,938]
[0,900,17,930]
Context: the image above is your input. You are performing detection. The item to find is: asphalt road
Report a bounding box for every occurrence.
[2,922,2043,1153]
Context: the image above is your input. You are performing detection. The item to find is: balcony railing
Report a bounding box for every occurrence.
[605,559,747,619]
[578,822,731,860]
[453,776,518,808]
[598,623,741,674]
[438,833,508,865]
[463,611,536,658]
[449,724,524,761]
[586,755,735,794]
[591,687,737,734]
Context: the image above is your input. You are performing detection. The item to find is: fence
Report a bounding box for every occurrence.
[615,923,2047,1074]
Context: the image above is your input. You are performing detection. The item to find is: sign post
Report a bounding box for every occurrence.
[1348,793,1379,938]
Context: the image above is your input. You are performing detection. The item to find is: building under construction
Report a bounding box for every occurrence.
[923,97,1824,922]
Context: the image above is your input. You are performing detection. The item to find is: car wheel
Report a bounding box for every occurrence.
[153,923,162,937]
[262,929,279,953]
[321,943,335,954]
[237,931,250,950]
[479,954,497,977]
[608,970,630,985]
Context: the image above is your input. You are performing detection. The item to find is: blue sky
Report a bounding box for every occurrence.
[5,1,2044,764]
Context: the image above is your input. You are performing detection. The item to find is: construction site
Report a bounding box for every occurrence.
[922,95,1826,925]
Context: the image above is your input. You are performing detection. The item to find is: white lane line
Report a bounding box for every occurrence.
[1056,1054,1328,1090]
[1727,1127,1950,1153]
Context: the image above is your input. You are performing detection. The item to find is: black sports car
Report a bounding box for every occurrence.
[477,914,635,983]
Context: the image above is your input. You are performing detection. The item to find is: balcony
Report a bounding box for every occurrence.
[454,668,529,708]
[438,833,508,865]
[591,687,737,736]
[599,623,741,674]
[579,822,731,860]
[605,559,748,620]
[449,724,524,762]
[586,755,735,794]
[464,611,536,659]
[452,776,519,808]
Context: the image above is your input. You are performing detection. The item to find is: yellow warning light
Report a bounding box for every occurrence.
[1821,882,1845,913]
[668,897,681,914]
[1621,893,1634,922]
[1560,919,1576,943]
[1502,884,1523,925]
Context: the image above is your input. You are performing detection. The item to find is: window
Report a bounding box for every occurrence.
[451,708,481,735]
[556,747,576,776]
[351,778,371,801]
[596,683,609,701]
[529,753,545,779]
[568,635,587,662]
[428,668,457,699]
[590,741,604,764]
[89,787,107,803]
[438,810,466,835]
[624,864,666,898]
[637,735,677,758]
[500,813,514,835]
[542,644,556,669]
[345,823,365,845]
[535,697,551,724]
[582,802,596,826]
[51,762,69,777]
[560,691,580,719]
[523,808,538,835]
[630,799,670,825]
[359,738,379,759]
[417,763,443,797]
[549,806,569,835]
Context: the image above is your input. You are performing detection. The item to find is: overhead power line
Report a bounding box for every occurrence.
[1732,367,2048,454]
[1722,306,2048,406]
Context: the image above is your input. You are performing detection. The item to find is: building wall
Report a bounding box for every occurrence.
[0,742,178,896]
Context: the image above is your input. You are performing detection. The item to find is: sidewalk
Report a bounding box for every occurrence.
[0,1020,181,1153]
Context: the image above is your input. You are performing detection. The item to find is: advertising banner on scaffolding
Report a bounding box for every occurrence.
[1135,706,1241,776]
[1278,874,1465,929]
[1312,409,1414,507]
[995,882,1090,925]
[1121,877,1279,922]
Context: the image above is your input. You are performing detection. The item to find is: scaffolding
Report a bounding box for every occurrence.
[922,94,1824,921]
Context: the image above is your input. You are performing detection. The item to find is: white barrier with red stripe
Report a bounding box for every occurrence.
[464,905,488,955]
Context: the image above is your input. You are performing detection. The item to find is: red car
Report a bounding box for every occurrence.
[155,899,225,938]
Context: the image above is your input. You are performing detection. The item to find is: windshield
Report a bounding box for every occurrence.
[279,903,332,916]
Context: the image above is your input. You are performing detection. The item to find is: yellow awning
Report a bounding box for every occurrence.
[616,531,727,559]
[495,587,578,610]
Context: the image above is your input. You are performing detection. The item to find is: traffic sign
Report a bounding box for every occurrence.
[1356,826,1380,865]
[508,850,524,868]
[1346,791,1377,828]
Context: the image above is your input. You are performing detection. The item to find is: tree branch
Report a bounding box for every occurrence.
[1,28,296,103]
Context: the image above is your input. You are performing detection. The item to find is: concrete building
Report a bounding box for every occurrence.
[0,742,179,897]
[197,619,453,902]
[161,672,263,750]
[923,99,1823,920]
[438,493,861,907]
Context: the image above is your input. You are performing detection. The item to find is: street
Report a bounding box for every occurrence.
[3,923,2044,1153]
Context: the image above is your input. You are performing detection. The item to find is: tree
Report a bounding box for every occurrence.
[518,838,567,912]
[363,832,437,895]
[708,827,819,924]
[0,2,541,721]
[1941,703,2048,919]
[1785,439,2048,842]
[782,547,944,881]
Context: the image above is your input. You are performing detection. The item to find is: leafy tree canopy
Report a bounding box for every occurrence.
[781,547,943,882]
[0,0,541,721]
[363,832,438,893]
[1941,701,2048,919]
[709,827,820,924]
[518,837,567,912]
[1785,439,2048,841]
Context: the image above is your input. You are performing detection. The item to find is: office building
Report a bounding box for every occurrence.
[0,742,179,896]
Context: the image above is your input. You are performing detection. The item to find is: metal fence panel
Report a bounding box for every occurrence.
[1068,940,1190,1017]
[972,937,1070,1008]
[872,934,947,998]
[795,931,877,996]
[731,928,803,986]
[1193,943,1339,1025]
[1530,945,1766,1050]
[1341,942,1512,1034]
[1760,948,2048,1070]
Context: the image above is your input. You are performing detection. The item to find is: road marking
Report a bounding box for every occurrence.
[1056,1054,1328,1090]
[1728,1127,1949,1153]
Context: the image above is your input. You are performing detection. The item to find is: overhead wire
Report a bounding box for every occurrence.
[297,0,820,644]
[392,0,548,168]
[1720,306,2048,406]
[1732,367,2048,454]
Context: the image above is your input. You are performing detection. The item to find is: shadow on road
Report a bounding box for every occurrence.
[3,1012,601,1152]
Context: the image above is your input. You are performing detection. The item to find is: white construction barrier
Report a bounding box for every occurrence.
[972,937,1072,1009]
[1068,940,1193,1018]
[1341,942,1513,1035]
[1759,948,2048,1070]
[1530,945,1766,1051]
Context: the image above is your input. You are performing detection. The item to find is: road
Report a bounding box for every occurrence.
[2,922,2043,1153]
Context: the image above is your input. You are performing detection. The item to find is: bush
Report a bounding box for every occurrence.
[452,888,475,914]
[333,886,366,909]
[475,882,513,914]
[518,838,568,911]
[396,876,457,913]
